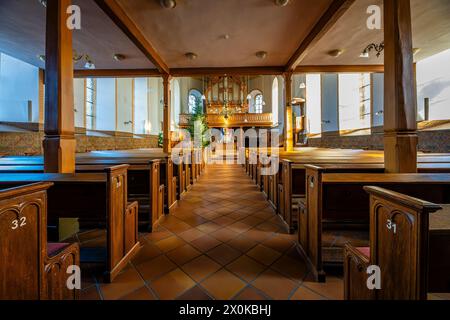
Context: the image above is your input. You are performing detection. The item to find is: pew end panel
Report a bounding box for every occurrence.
[344,245,374,300]
[105,165,141,283]
[0,182,80,300]
[365,186,442,300]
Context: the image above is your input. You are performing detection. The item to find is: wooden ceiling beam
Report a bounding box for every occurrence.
[74,69,161,78]
[170,67,285,77]
[294,65,384,73]
[285,0,355,72]
[94,0,170,74]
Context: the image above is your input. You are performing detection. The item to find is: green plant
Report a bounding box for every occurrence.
[187,100,210,148]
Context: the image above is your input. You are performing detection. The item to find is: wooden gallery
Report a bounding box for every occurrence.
[0,0,449,302]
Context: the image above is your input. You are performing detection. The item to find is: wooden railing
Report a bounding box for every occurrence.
[179,113,273,127]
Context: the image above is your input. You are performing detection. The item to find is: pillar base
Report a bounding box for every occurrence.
[43,136,76,173]
[384,132,418,173]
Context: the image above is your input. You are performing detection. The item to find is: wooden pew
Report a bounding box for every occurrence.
[0,155,177,228]
[344,186,450,300]
[0,166,140,283]
[303,169,450,282]
[0,182,80,300]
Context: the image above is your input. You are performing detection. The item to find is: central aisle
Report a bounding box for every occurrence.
[83,164,344,300]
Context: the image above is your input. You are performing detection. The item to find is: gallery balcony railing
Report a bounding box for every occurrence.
[179,113,274,128]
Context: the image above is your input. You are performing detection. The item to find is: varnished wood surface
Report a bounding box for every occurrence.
[322,173,450,184]
[0,173,107,183]
[430,205,450,232]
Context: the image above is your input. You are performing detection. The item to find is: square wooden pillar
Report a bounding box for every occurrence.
[383,0,418,173]
[284,72,294,152]
[43,0,76,173]
[163,74,172,154]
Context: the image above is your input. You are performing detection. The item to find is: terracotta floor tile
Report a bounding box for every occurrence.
[176,285,213,300]
[212,216,236,227]
[247,245,282,266]
[234,286,269,300]
[262,234,296,254]
[255,222,281,233]
[190,234,222,252]
[227,235,258,253]
[206,244,242,266]
[226,255,266,282]
[154,236,186,253]
[246,228,275,243]
[100,267,145,300]
[178,228,206,242]
[302,276,344,300]
[197,221,222,234]
[151,268,195,300]
[131,242,162,265]
[146,229,173,243]
[210,227,239,243]
[201,269,247,300]
[120,286,156,300]
[166,244,202,266]
[252,269,298,300]
[290,286,326,300]
[228,221,252,234]
[135,255,177,281]
[182,255,221,282]
[271,255,309,282]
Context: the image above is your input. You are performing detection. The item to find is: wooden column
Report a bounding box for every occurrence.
[43,0,76,173]
[162,74,172,154]
[383,0,417,173]
[284,72,294,151]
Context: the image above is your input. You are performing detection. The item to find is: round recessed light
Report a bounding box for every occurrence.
[256,51,268,59]
[185,52,198,60]
[113,54,125,61]
[221,34,230,40]
[328,49,343,57]
[160,0,176,9]
[275,0,289,7]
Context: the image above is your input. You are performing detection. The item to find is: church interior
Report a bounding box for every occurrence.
[1,0,450,302]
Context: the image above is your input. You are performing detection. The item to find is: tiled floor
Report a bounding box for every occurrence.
[79,164,344,300]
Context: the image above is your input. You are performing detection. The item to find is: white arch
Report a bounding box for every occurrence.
[272,77,279,125]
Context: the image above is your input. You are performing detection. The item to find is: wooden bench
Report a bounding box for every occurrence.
[344,186,450,300]
[303,169,450,282]
[0,166,140,282]
[0,182,79,300]
[0,157,176,230]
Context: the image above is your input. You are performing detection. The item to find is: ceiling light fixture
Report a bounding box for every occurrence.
[185,52,198,60]
[113,54,125,61]
[328,49,343,58]
[160,0,176,9]
[360,42,384,58]
[413,48,421,56]
[274,0,289,7]
[256,51,268,59]
[37,51,95,69]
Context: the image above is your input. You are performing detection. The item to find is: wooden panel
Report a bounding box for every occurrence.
[125,202,138,253]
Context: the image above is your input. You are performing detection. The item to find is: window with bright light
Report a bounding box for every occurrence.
[417,49,450,121]
[134,78,148,134]
[85,78,96,130]
[255,94,263,114]
[188,89,202,114]
[272,78,279,124]
[305,74,321,134]
[338,73,371,131]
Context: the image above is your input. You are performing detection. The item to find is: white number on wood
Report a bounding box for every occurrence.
[11,217,27,230]
[386,219,397,234]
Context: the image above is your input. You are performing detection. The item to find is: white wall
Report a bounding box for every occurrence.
[116,78,133,133]
[0,53,39,122]
[73,78,85,128]
[96,78,116,131]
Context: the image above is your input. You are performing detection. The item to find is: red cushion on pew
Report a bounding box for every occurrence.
[357,247,370,258]
[47,243,69,257]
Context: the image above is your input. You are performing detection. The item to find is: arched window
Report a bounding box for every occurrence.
[255,94,263,114]
[188,89,202,114]
[272,78,279,124]
[248,89,263,113]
